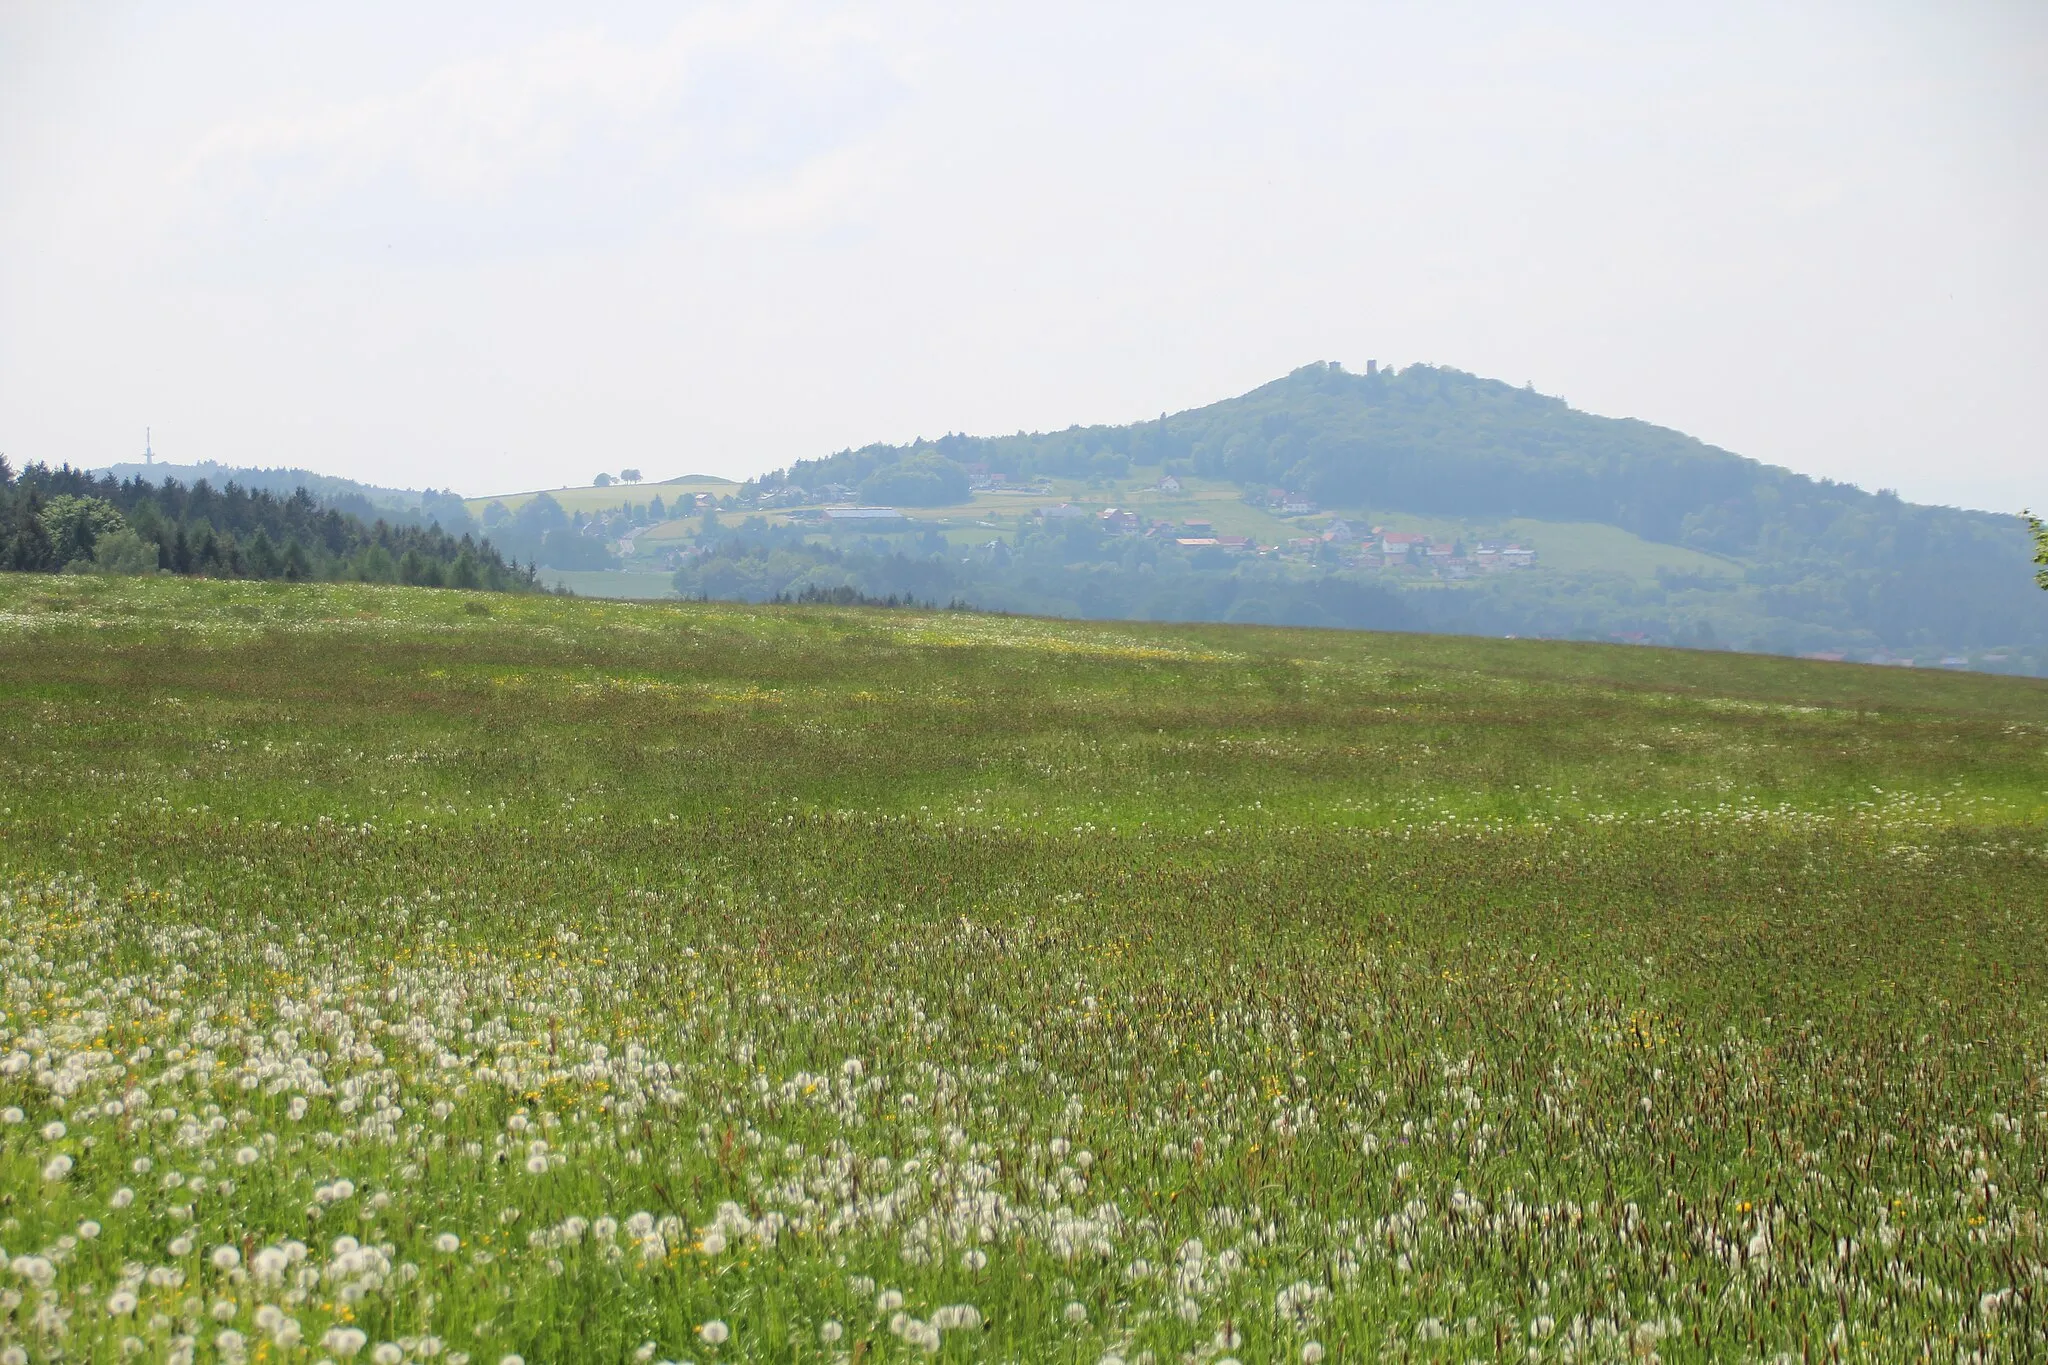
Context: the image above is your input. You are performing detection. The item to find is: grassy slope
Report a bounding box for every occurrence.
[1,576,2045,1361]
[468,476,737,518]
[534,568,680,600]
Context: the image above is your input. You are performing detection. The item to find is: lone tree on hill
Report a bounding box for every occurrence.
[593,472,614,487]
[620,469,643,484]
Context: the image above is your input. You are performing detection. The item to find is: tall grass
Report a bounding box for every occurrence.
[0,576,2043,1362]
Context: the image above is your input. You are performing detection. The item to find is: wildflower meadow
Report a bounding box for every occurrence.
[0,575,2044,1362]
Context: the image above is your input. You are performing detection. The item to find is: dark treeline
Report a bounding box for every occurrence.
[0,460,537,592]
[767,584,959,610]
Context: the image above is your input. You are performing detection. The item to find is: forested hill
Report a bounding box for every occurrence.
[96,461,478,535]
[756,362,2045,661]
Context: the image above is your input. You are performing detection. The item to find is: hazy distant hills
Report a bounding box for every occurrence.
[748,362,2046,670]
[81,363,2048,674]
[96,461,476,534]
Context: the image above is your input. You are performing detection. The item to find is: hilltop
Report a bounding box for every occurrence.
[477,364,2048,673]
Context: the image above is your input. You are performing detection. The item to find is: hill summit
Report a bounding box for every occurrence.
[728,363,2044,669]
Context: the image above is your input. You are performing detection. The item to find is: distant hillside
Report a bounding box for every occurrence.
[736,363,2045,671]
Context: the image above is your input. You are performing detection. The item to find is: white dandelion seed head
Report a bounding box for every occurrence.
[321,1326,368,1357]
[697,1319,729,1345]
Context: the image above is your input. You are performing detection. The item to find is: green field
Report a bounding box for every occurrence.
[2,575,2045,1362]
[534,570,680,601]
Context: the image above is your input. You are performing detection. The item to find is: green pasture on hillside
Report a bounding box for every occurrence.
[468,477,738,519]
[0,575,2044,1362]
[475,470,1749,590]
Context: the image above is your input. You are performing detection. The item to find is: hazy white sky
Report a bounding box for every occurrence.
[3,1,2043,509]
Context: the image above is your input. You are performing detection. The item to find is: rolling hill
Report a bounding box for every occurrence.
[704,362,2045,671]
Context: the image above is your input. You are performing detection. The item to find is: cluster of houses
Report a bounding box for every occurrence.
[754,482,858,508]
[1328,524,1538,574]
[1033,504,1536,574]
[1259,487,1320,515]
[965,465,1053,494]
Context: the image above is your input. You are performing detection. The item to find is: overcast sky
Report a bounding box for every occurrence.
[3,2,2043,510]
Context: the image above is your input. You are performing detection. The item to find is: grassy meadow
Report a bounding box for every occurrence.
[1,574,2045,1363]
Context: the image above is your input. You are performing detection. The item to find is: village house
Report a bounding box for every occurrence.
[1381,531,1429,561]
